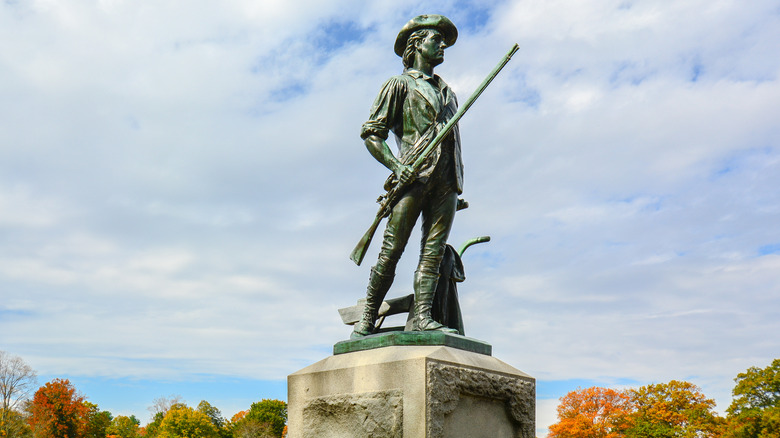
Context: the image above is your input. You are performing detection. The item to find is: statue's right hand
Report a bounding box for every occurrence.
[394,164,414,186]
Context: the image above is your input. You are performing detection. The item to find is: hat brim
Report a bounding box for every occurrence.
[394,14,458,57]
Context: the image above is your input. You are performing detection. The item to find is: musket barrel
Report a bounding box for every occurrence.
[412,43,519,170]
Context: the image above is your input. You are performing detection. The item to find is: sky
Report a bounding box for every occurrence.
[1,0,779,435]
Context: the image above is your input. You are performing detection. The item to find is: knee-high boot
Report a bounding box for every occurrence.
[413,270,458,333]
[352,267,394,337]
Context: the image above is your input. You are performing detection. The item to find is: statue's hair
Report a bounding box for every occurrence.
[402,28,435,69]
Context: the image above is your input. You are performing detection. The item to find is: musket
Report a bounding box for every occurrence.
[350,43,520,266]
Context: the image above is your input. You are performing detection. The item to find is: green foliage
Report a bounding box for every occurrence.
[108,415,141,438]
[143,412,165,438]
[627,380,722,438]
[83,402,113,438]
[0,408,31,438]
[196,401,224,429]
[196,400,231,438]
[232,419,275,438]
[245,400,287,438]
[725,359,780,438]
[158,405,219,438]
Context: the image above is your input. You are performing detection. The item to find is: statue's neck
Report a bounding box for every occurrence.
[412,57,435,77]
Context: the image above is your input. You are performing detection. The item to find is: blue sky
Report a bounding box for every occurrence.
[1,0,779,436]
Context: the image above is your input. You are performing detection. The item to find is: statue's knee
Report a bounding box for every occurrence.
[418,254,444,274]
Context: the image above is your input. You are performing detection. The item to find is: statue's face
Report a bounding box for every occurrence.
[416,30,446,66]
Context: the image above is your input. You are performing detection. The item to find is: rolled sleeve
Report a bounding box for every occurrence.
[360,75,407,140]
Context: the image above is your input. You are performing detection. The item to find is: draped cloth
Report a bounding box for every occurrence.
[431,244,466,335]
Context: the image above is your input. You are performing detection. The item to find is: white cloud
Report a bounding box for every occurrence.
[1,0,779,433]
[536,398,560,437]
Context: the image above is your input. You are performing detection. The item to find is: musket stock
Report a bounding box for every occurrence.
[350,211,383,265]
[350,43,519,266]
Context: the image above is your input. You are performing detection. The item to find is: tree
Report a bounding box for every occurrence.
[0,409,31,438]
[196,401,231,438]
[142,412,164,438]
[144,395,185,438]
[196,401,224,428]
[245,400,287,438]
[0,351,37,437]
[83,402,112,438]
[107,415,140,438]
[725,358,780,438]
[27,378,89,438]
[548,386,634,438]
[148,395,184,419]
[230,411,247,424]
[628,380,723,438]
[229,410,276,438]
[157,405,218,438]
[232,419,274,438]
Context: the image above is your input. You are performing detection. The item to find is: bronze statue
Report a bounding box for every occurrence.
[350,14,517,338]
[351,15,462,338]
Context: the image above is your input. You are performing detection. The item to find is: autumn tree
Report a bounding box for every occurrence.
[196,401,231,438]
[148,395,184,419]
[106,415,141,438]
[157,405,218,438]
[628,380,723,438]
[548,386,634,438]
[230,410,247,424]
[230,410,275,438]
[0,409,30,438]
[0,351,37,437]
[232,419,274,438]
[143,395,185,438]
[27,378,89,438]
[83,402,112,438]
[725,358,780,438]
[143,412,164,438]
[245,400,287,438]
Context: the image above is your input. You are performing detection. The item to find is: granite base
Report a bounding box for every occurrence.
[287,344,535,438]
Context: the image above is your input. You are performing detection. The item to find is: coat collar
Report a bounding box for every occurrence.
[403,68,453,111]
[404,68,438,82]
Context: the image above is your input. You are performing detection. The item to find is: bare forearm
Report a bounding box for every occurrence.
[364,135,402,173]
[364,135,413,184]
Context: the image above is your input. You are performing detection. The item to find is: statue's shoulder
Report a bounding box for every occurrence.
[378,72,416,92]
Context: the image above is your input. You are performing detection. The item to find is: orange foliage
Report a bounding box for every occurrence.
[27,378,89,438]
[548,386,634,438]
[231,410,248,423]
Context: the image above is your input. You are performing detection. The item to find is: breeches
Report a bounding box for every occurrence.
[374,180,458,277]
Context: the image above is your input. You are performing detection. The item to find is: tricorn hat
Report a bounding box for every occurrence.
[394,14,458,57]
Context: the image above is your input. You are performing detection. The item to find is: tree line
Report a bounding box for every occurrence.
[0,351,286,438]
[547,358,779,438]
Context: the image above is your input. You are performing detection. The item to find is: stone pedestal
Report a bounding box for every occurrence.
[287,333,535,438]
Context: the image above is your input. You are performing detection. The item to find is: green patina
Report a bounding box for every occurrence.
[333,331,492,356]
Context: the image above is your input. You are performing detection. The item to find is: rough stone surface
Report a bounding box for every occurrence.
[287,345,534,437]
[428,361,536,438]
[443,395,515,438]
[302,390,403,438]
